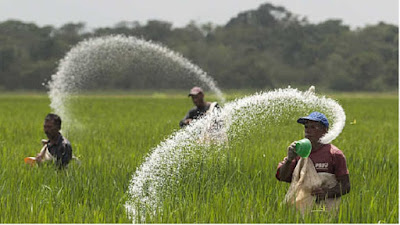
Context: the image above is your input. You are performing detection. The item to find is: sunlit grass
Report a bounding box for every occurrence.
[0,93,397,223]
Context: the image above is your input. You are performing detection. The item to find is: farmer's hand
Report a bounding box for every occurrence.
[35,150,46,163]
[287,142,297,160]
[311,187,327,200]
[41,139,48,145]
[35,154,43,163]
[184,118,192,125]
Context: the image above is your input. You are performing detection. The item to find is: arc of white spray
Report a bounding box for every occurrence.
[222,87,345,144]
[47,35,225,126]
[125,87,346,222]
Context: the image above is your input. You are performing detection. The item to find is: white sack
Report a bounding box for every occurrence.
[284,157,340,214]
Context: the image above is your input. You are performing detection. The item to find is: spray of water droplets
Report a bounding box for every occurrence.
[44,34,346,222]
[47,35,225,129]
[125,86,346,222]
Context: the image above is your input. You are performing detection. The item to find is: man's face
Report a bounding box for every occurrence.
[191,93,204,107]
[44,119,59,140]
[304,120,327,143]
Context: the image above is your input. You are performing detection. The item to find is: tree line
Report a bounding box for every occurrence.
[0,3,397,92]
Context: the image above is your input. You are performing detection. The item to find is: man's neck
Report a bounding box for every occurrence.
[49,133,61,145]
[311,142,325,152]
[197,101,208,108]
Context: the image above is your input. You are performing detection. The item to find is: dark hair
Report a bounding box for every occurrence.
[45,113,62,129]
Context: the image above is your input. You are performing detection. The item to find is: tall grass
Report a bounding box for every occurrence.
[0,93,397,223]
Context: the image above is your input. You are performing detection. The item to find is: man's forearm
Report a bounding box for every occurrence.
[279,158,294,181]
[36,145,47,159]
[319,175,351,199]
[325,184,348,198]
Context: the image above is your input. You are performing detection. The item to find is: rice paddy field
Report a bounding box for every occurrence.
[0,91,397,223]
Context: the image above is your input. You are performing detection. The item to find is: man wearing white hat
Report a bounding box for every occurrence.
[179,86,219,128]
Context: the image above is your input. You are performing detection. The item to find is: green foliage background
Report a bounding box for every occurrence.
[0,3,398,92]
[0,92,397,223]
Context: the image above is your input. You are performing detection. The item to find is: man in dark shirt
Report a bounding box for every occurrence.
[179,86,219,128]
[36,113,73,168]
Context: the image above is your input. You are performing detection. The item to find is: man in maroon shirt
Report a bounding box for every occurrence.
[276,112,350,202]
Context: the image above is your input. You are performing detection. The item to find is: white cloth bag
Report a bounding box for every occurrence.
[284,157,340,214]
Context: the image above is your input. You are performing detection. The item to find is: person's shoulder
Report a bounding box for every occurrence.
[60,135,72,146]
[329,144,345,156]
[213,102,220,108]
[188,106,198,113]
[208,102,220,109]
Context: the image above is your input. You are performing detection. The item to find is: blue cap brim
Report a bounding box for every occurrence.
[297,117,318,124]
[297,117,329,128]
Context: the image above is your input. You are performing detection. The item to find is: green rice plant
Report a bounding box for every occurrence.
[0,93,397,223]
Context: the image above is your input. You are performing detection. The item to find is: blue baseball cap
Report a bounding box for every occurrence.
[297,111,329,128]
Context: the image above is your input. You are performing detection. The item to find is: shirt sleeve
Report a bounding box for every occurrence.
[275,157,298,183]
[179,111,191,128]
[179,108,196,128]
[333,151,349,177]
[60,142,73,168]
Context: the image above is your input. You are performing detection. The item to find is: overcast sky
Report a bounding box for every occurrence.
[0,0,398,30]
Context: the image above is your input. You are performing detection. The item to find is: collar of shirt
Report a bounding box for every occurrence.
[311,143,330,154]
[197,104,210,111]
[47,133,63,148]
